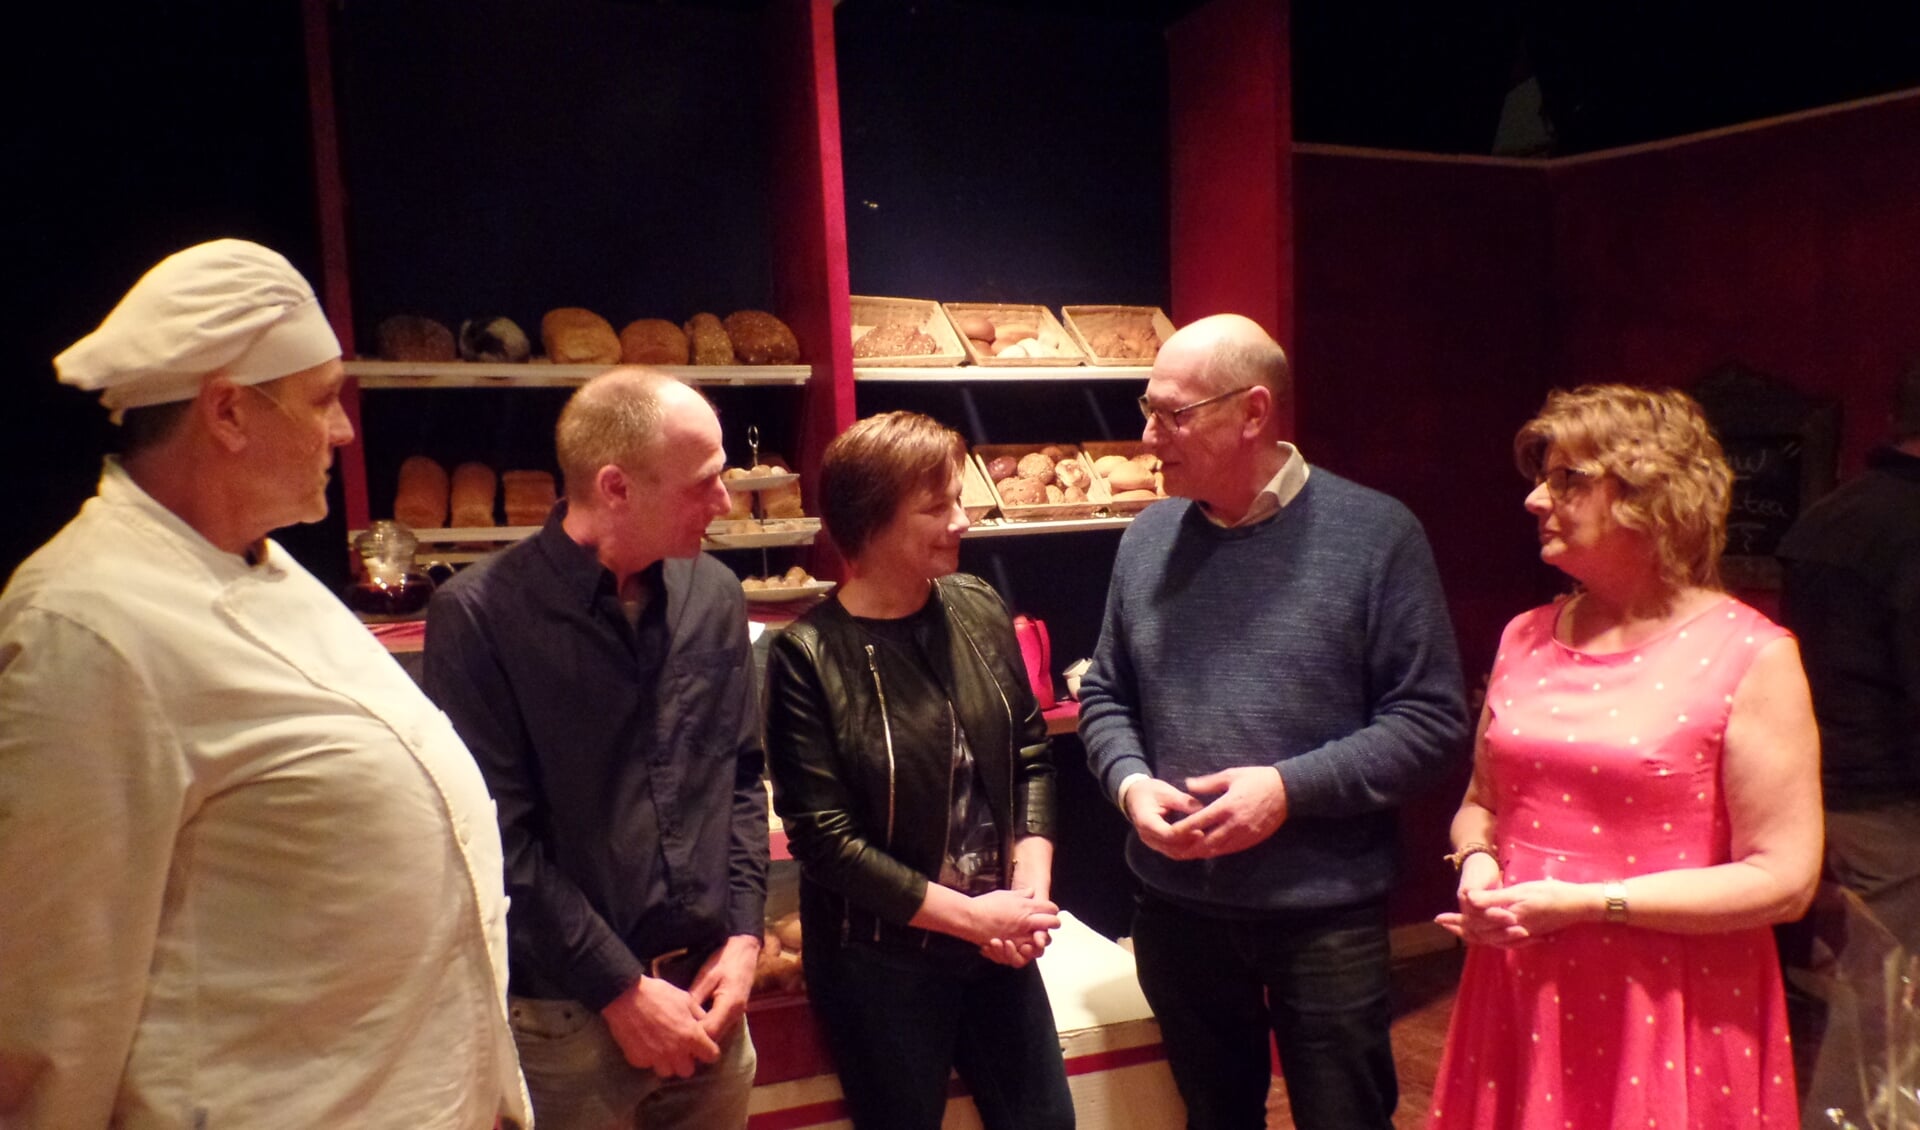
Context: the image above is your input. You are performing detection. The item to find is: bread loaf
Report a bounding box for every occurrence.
[450,462,497,527]
[540,308,620,365]
[853,322,937,358]
[457,316,531,363]
[374,315,457,362]
[618,319,690,366]
[1015,452,1055,484]
[684,313,737,365]
[502,470,557,526]
[761,477,804,519]
[394,456,449,530]
[723,310,801,365]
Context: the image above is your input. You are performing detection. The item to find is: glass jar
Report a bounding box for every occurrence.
[346,520,435,620]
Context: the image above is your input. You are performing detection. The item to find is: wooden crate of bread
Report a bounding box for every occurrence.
[974,443,1106,521]
[940,303,1086,367]
[961,452,999,521]
[1081,441,1168,515]
[849,295,966,367]
[1061,305,1174,366]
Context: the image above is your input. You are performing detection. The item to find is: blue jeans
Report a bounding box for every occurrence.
[507,996,756,1130]
[1131,893,1396,1130]
[803,936,1076,1130]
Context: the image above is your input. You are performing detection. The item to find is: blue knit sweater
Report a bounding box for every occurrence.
[1079,469,1469,914]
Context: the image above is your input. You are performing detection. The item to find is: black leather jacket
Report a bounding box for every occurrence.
[763,573,1055,952]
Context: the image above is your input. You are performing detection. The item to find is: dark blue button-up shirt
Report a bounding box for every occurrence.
[423,505,768,1009]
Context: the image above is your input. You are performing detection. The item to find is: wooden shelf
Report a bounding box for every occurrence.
[350,519,821,560]
[962,516,1135,538]
[854,365,1151,384]
[346,360,811,389]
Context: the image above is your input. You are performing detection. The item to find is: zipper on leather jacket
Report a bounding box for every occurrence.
[865,644,897,943]
[953,615,1021,878]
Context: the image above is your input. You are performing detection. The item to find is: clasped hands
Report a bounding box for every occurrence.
[1435,854,1593,947]
[1125,766,1289,861]
[971,886,1061,969]
[600,933,759,1079]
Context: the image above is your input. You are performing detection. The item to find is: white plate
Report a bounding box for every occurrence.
[723,471,800,492]
[743,580,835,603]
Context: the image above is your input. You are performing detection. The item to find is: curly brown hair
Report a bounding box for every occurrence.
[1514,384,1732,591]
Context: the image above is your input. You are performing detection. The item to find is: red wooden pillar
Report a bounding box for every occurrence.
[1167,0,1294,435]
[764,0,856,578]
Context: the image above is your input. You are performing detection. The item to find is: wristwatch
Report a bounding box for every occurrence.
[1603,880,1629,924]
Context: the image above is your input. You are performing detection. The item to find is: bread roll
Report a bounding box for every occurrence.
[450,462,497,527]
[1015,452,1055,483]
[1108,462,1156,494]
[502,469,557,526]
[457,316,531,363]
[394,456,449,530]
[1112,488,1159,501]
[618,318,691,366]
[956,313,995,342]
[684,313,737,365]
[986,455,1019,481]
[1093,454,1133,476]
[540,308,620,365]
[773,912,803,950]
[374,315,457,362]
[723,310,801,365]
[1055,459,1090,490]
[997,477,1048,506]
[761,479,804,519]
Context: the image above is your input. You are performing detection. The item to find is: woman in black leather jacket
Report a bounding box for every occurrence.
[764,411,1074,1130]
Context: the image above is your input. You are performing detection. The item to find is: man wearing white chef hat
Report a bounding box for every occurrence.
[0,239,530,1129]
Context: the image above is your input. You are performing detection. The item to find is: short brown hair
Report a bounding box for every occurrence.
[554,369,689,499]
[819,411,966,559]
[1515,384,1732,591]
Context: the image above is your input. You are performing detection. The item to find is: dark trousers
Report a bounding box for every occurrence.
[803,937,1076,1130]
[1132,893,1396,1130]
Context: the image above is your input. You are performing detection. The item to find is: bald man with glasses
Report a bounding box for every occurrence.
[1080,313,1469,1130]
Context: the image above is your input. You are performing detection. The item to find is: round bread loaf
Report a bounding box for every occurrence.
[619,318,690,365]
[724,310,801,365]
[986,455,1019,481]
[540,307,620,365]
[375,315,456,362]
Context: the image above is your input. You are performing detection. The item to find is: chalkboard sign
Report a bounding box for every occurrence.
[1690,363,1839,590]
[1720,434,1804,558]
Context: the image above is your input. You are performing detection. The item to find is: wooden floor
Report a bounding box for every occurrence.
[1265,944,1466,1130]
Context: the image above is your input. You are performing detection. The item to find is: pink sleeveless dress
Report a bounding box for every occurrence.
[1426,596,1799,1130]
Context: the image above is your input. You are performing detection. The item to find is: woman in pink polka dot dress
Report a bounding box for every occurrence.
[1426,386,1823,1130]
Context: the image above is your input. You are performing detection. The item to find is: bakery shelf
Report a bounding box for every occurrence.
[349,518,819,559]
[345,360,811,388]
[962,515,1135,539]
[854,365,1151,384]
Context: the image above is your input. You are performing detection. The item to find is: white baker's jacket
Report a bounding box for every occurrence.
[0,461,530,1129]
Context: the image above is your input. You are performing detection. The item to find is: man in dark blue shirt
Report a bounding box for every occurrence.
[424,369,768,1129]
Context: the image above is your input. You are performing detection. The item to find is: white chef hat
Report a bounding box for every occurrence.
[54,239,342,420]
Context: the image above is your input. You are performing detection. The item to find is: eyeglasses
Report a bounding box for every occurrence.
[1137,386,1255,431]
[1533,466,1596,499]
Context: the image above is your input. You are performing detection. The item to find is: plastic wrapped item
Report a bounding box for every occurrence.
[1802,886,1919,1128]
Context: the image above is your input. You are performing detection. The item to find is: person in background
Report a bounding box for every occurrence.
[0,239,528,1128]
[763,411,1074,1130]
[1078,313,1469,1130]
[1426,383,1821,1128]
[1778,369,1920,948]
[424,368,768,1130]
